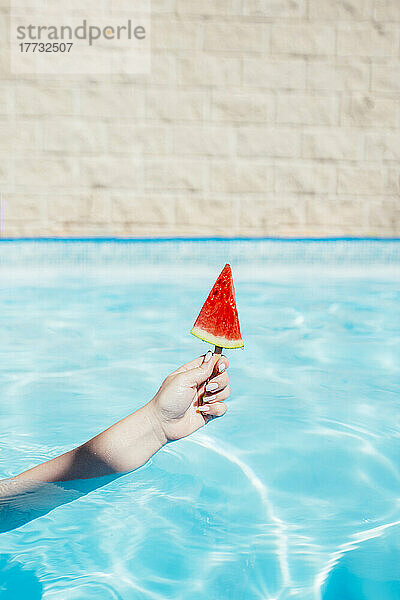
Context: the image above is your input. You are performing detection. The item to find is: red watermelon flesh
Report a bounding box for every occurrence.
[191,264,243,349]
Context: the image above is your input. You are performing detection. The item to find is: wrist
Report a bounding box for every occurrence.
[145,399,168,448]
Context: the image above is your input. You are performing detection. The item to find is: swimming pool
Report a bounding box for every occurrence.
[0,239,399,599]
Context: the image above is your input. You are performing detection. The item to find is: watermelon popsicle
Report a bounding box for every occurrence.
[191,264,243,406]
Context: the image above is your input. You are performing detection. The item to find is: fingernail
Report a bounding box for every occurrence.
[198,404,210,412]
[218,362,226,373]
[206,382,218,392]
[206,394,217,403]
[204,351,212,363]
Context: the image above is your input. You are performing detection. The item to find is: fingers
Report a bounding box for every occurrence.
[173,355,205,375]
[198,401,228,419]
[174,354,229,376]
[182,350,215,387]
[204,371,229,395]
[195,355,230,421]
[202,384,231,405]
[213,355,229,377]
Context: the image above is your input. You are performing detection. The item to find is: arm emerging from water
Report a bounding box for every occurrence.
[15,350,229,482]
[0,352,230,531]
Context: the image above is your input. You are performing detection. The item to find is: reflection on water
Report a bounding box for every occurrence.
[0,266,399,599]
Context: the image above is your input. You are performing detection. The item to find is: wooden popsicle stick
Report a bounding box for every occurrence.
[199,345,223,407]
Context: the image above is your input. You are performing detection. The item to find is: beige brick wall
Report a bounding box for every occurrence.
[1,0,399,238]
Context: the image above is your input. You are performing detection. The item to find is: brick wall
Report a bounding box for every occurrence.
[1,0,399,238]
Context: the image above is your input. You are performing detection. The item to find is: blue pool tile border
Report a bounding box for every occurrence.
[0,238,399,268]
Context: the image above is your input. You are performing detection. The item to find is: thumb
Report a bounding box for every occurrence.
[183,350,214,387]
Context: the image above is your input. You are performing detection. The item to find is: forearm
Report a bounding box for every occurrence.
[15,401,167,483]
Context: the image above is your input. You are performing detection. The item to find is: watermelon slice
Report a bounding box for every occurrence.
[191,264,243,349]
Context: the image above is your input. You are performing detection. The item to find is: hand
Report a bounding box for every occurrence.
[149,351,230,442]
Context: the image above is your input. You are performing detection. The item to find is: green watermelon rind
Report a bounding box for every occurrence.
[191,325,244,349]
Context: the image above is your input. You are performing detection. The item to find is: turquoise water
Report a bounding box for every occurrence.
[0,240,399,599]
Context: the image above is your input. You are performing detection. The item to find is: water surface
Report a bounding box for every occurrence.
[0,241,399,599]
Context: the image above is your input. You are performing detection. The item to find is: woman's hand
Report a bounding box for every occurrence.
[149,350,230,442]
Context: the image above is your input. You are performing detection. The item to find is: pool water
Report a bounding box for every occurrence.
[0,240,399,600]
